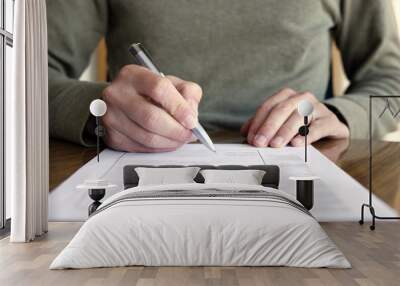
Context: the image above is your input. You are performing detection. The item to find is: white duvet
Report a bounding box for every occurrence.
[50,183,350,269]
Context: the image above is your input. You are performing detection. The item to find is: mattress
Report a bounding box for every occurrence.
[50,183,350,269]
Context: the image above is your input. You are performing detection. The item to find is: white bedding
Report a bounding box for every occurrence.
[50,183,350,269]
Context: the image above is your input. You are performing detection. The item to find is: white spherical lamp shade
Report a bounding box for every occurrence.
[90,99,107,117]
[297,100,314,117]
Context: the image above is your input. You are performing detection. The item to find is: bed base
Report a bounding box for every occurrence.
[88,189,106,216]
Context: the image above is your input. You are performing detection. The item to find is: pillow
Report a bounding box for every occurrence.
[200,169,266,185]
[135,167,200,186]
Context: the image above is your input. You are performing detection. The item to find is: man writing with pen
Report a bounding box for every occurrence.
[47,0,400,152]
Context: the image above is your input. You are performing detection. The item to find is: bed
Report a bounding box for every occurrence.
[50,165,350,269]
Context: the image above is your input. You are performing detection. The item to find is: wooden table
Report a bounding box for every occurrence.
[50,133,400,212]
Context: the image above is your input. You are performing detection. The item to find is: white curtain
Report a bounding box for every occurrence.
[7,0,49,242]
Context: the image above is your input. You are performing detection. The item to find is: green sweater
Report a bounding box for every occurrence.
[47,0,400,146]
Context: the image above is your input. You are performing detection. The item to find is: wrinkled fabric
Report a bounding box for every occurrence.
[50,184,350,269]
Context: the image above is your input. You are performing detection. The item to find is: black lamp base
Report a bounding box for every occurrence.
[88,188,106,216]
[296,180,314,210]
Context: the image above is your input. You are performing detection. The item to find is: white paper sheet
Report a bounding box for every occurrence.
[49,144,398,222]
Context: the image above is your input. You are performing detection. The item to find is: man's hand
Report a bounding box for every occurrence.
[241,88,350,147]
[102,65,202,152]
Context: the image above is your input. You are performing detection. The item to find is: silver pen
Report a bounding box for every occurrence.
[129,43,216,152]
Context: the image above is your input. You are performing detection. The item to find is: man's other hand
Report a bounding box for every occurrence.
[241,88,350,147]
[102,65,202,152]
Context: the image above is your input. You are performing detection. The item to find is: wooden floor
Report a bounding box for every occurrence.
[0,221,399,286]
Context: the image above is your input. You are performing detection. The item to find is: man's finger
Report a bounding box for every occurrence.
[290,117,335,146]
[240,117,253,136]
[166,75,203,103]
[114,92,194,142]
[253,99,299,147]
[104,126,181,153]
[102,106,189,149]
[269,112,304,148]
[247,88,297,144]
[167,75,202,115]
[120,65,197,129]
[252,92,318,147]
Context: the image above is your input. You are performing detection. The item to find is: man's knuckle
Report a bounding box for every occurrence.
[102,114,118,130]
[144,133,157,147]
[328,112,338,122]
[112,137,122,148]
[177,128,191,141]
[119,65,134,78]
[102,86,115,102]
[107,133,121,148]
[150,78,169,100]
[259,122,277,134]
[187,82,203,100]
[281,88,295,94]
[260,100,271,109]
[102,114,111,127]
[248,126,258,136]
[279,124,291,134]
[280,125,296,137]
[172,102,188,118]
[276,101,292,112]
[142,110,160,130]
[301,92,316,101]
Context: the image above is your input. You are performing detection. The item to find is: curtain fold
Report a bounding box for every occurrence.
[8,0,49,242]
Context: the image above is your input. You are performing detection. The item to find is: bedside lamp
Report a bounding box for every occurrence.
[297,100,314,163]
[90,99,107,162]
[289,100,319,210]
[77,99,116,216]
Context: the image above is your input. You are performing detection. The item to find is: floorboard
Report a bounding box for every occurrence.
[1,222,399,286]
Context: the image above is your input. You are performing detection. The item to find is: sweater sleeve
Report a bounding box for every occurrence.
[47,0,109,146]
[325,0,400,139]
